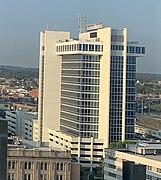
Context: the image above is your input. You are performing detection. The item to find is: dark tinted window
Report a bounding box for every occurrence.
[90,32,97,38]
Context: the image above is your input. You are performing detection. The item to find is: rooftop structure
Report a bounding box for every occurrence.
[104,141,161,180]
[7,138,79,180]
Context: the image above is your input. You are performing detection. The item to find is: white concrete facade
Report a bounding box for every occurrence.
[33,127,104,167]
[104,142,161,180]
[38,24,145,166]
[6,111,37,141]
[38,31,70,142]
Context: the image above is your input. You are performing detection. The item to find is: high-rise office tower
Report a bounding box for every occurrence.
[38,23,145,148]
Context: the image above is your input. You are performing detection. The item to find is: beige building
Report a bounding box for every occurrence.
[38,23,145,167]
[43,128,104,167]
[7,140,79,180]
[104,141,161,180]
[38,31,70,142]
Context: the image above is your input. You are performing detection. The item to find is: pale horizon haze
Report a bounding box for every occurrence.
[0,0,160,73]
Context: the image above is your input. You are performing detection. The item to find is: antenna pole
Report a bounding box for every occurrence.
[46,20,49,30]
[78,16,87,34]
[78,12,82,35]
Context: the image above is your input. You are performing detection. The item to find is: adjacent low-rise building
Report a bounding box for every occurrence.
[7,139,80,180]
[104,141,161,180]
[6,110,38,140]
[0,102,11,111]
[44,129,104,167]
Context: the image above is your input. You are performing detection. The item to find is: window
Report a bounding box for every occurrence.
[157,168,161,173]
[8,173,15,180]
[136,47,141,53]
[8,161,11,169]
[89,44,94,51]
[142,47,145,54]
[40,162,48,170]
[60,163,64,170]
[8,174,11,180]
[12,161,15,169]
[25,162,28,169]
[42,46,45,51]
[44,174,47,180]
[74,44,77,51]
[44,162,47,170]
[111,45,115,50]
[146,175,152,180]
[60,175,63,180]
[108,156,116,160]
[101,45,103,51]
[111,35,124,42]
[41,162,43,170]
[24,174,31,180]
[108,172,116,178]
[40,174,43,180]
[108,163,116,169]
[40,174,48,180]
[57,163,59,170]
[28,162,32,169]
[77,44,82,51]
[55,175,63,180]
[95,45,100,51]
[83,44,88,51]
[24,174,27,180]
[147,166,152,171]
[90,32,97,38]
[28,174,31,180]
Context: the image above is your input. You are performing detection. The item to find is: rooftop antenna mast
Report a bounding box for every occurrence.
[78,16,88,34]
[46,20,49,30]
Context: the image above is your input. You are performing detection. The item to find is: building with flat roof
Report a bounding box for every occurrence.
[39,128,104,167]
[122,161,146,180]
[6,110,38,140]
[104,141,161,180]
[38,23,145,166]
[7,139,79,180]
[0,102,11,111]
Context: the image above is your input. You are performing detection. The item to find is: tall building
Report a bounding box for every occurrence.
[38,23,145,165]
[38,31,70,142]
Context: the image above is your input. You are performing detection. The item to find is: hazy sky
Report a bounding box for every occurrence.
[0,0,160,73]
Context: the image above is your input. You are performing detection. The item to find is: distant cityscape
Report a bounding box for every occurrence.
[1,22,161,180]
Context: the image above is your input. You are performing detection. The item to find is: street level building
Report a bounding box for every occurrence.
[123,161,146,180]
[104,141,161,180]
[7,140,79,180]
[6,110,38,140]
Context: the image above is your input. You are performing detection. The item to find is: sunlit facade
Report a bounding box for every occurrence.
[38,24,145,166]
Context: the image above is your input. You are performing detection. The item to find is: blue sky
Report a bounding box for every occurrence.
[0,0,160,73]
